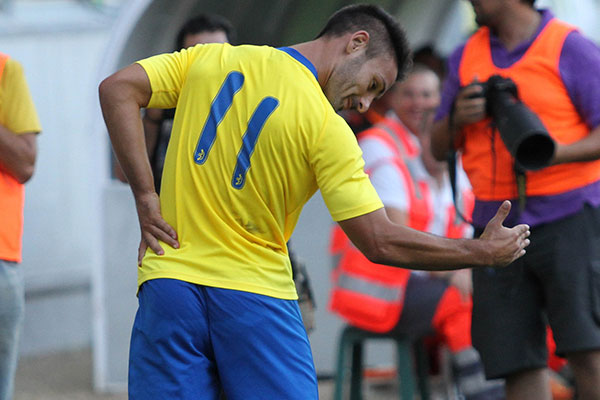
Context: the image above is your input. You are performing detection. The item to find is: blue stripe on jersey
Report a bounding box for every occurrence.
[231,97,280,189]
[194,71,244,165]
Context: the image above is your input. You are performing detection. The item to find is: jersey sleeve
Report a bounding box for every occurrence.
[359,137,410,212]
[0,58,41,134]
[310,112,383,222]
[136,45,205,109]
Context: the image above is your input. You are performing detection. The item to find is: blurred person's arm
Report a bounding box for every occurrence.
[0,59,39,183]
[0,128,36,184]
[99,63,179,263]
[552,124,600,164]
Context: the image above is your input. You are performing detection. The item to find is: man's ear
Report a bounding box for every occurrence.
[345,30,370,54]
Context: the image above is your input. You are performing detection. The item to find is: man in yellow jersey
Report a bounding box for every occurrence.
[99,4,530,399]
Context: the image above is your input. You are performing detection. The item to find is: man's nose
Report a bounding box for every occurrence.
[357,96,373,113]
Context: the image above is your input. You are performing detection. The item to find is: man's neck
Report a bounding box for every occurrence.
[493,7,541,51]
[290,37,343,90]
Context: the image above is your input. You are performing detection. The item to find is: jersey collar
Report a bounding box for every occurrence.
[277,47,318,82]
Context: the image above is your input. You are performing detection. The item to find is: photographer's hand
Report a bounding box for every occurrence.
[431,82,487,162]
[452,82,487,129]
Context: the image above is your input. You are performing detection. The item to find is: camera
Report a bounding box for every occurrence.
[468,75,555,171]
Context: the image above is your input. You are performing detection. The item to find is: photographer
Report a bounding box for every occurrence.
[431,1,600,399]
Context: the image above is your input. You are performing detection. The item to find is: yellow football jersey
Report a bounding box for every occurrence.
[137,43,382,299]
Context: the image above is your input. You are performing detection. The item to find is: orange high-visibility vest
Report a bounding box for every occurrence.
[328,118,472,332]
[458,19,600,200]
[0,53,26,262]
[328,231,411,332]
[358,119,431,231]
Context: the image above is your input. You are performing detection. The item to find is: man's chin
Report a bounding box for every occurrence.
[325,96,340,111]
[332,100,343,112]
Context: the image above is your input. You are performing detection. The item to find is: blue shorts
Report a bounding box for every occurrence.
[128,279,318,400]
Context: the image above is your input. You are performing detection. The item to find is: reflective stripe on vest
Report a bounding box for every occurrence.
[328,226,410,332]
[336,271,403,302]
[459,19,600,199]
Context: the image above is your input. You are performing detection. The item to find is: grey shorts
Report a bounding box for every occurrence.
[392,273,447,338]
[472,204,600,379]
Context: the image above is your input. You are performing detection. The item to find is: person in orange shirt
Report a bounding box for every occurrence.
[431,1,600,399]
[0,54,41,400]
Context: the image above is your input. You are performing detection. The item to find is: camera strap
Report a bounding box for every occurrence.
[489,122,526,218]
[514,163,527,212]
[447,109,473,225]
[447,150,473,225]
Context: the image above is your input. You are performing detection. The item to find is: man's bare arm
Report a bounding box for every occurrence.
[99,63,179,263]
[111,107,163,184]
[338,201,529,271]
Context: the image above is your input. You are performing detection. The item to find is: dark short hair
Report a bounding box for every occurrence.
[522,0,536,5]
[316,4,411,81]
[412,44,446,79]
[175,14,235,50]
[410,62,437,76]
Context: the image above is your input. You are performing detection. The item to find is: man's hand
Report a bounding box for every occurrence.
[480,200,530,267]
[135,192,179,265]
